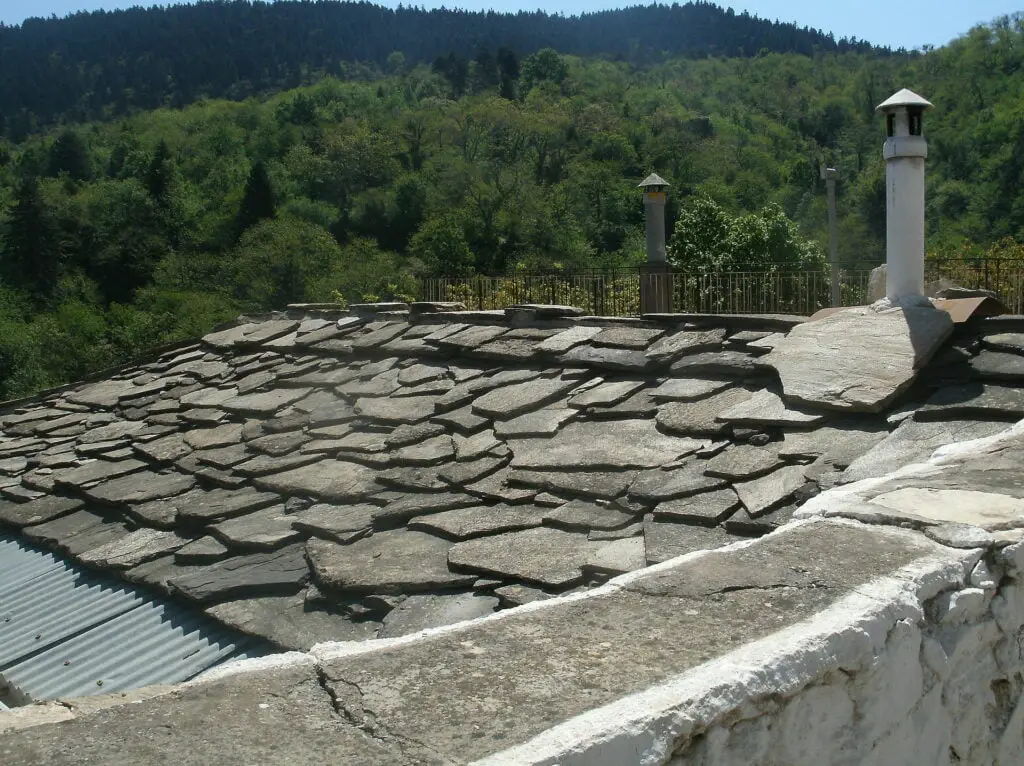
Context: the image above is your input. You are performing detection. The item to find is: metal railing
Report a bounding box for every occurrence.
[418,259,1024,317]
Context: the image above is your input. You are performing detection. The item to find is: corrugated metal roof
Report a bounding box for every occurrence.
[0,535,265,706]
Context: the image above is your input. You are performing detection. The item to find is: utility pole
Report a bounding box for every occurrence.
[820,165,840,307]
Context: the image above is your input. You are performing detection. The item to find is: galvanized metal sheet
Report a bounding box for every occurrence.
[0,534,265,705]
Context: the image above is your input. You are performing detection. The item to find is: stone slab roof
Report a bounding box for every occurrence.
[0,303,1022,661]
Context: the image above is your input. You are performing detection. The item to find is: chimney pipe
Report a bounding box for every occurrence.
[638,173,669,263]
[876,89,933,305]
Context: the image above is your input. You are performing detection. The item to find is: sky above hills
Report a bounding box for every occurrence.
[1,0,1019,50]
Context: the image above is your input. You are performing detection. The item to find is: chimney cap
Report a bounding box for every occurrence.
[875,88,933,113]
[638,172,670,189]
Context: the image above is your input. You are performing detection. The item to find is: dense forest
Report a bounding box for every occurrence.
[0,3,1022,401]
[0,1,883,138]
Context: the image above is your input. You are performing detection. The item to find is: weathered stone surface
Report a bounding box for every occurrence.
[560,345,653,371]
[592,327,664,349]
[865,487,1024,531]
[408,505,544,539]
[436,324,506,349]
[0,495,83,527]
[472,377,579,419]
[385,422,446,449]
[507,469,637,500]
[379,593,499,638]
[843,418,1011,483]
[588,522,643,541]
[464,466,538,504]
[432,405,490,434]
[777,422,889,469]
[434,369,541,412]
[174,535,230,564]
[567,380,644,409]
[653,488,741,525]
[646,328,726,362]
[308,531,474,594]
[207,594,380,650]
[448,527,592,587]
[733,464,808,516]
[193,444,249,469]
[704,444,786,480]
[492,583,553,607]
[916,383,1024,420]
[537,325,603,353]
[983,333,1024,354]
[648,378,731,402]
[969,350,1024,380]
[439,456,508,487]
[510,420,705,470]
[642,517,738,564]
[373,492,481,528]
[221,388,309,416]
[78,420,147,444]
[77,528,188,569]
[375,465,449,493]
[348,321,409,349]
[716,389,826,427]
[290,503,373,543]
[493,407,575,438]
[391,435,455,466]
[21,508,109,548]
[210,505,302,551]
[924,523,995,549]
[246,431,309,457]
[584,536,646,575]
[84,471,196,505]
[0,456,28,475]
[473,337,542,362]
[169,544,310,603]
[768,305,954,412]
[66,379,137,407]
[543,499,635,531]
[629,462,727,502]
[133,432,192,463]
[453,430,503,462]
[668,350,763,377]
[656,387,754,437]
[397,363,448,386]
[354,394,439,424]
[174,487,284,523]
[254,460,377,502]
[724,502,798,535]
[52,458,147,488]
[178,387,238,408]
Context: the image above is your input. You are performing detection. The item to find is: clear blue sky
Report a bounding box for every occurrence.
[1,0,1020,50]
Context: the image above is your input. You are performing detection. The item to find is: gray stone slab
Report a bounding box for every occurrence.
[733,464,808,516]
[397,363,449,386]
[290,503,373,543]
[653,488,741,525]
[656,387,754,437]
[472,377,579,419]
[646,328,726,362]
[588,522,643,541]
[642,517,739,564]
[432,405,491,434]
[716,389,826,427]
[542,499,635,531]
[969,350,1024,380]
[374,465,449,493]
[843,418,1012,483]
[221,388,310,416]
[391,435,455,466]
[174,535,231,564]
[537,325,603,353]
[354,394,439,424]
[78,420,147,444]
[379,593,499,638]
[473,338,542,362]
[0,495,83,527]
[560,345,653,372]
[21,508,109,548]
[77,528,188,569]
[448,527,592,587]
[584,536,647,575]
[193,444,249,469]
[464,466,538,504]
[434,369,542,412]
[777,422,889,469]
[629,462,728,503]
[668,350,763,377]
[385,422,447,449]
[207,593,381,650]
[436,324,506,349]
[373,492,482,528]
[924,523,996,550]
[210,505,302,551]
[84,471,196,505]
[348,321,409,349]
[567,380,644,409]
[510,420,706,470]
[133,432,192,464]
[254,460,377,503]
[704,444,786,480]
[453,430,503,462]
[493,407,575,438]
[916,383,1024,420]
[408,505,545,539]
[52,458,147,489]
[768,305,954,412]
[308,530,474,594]
[439,456,508,487]
[725,502,798,535]
[173,487,284,523]
[65,379,137,407]
[507,469,637,501]
[592,327,664,349]
[246,431,310,457]
[179,387,238,408]
[982,333,1024,354]
[169,544,310,603]
[648,378,731,402]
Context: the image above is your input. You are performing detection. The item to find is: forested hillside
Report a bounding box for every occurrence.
[0,1,882,139]
[0,7,1022,401]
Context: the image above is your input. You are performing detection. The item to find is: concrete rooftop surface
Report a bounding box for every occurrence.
[2,300,1024,763]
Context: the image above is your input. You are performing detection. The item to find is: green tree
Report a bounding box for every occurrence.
[0,177,63,302]
[234,161,276,239]
[47,129,92,181]
[408,215,475,276]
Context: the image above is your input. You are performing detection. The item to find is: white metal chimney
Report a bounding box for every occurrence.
[876,88,933,304]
